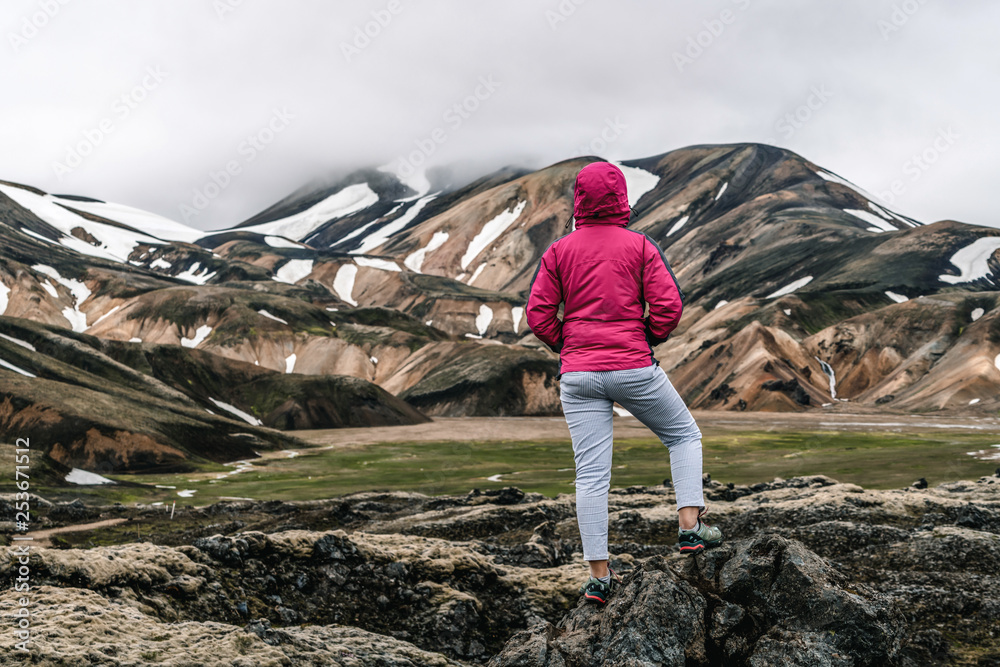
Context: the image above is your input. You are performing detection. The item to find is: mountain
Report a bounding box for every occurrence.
[3,142,1000,477]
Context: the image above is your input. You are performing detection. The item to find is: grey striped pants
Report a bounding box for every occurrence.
[559,363,705,561]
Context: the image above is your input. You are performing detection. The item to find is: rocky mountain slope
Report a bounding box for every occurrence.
[3,143,1000,477]
[2,473,998,664]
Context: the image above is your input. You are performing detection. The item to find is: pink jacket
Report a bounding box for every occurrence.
[526,161,684,374]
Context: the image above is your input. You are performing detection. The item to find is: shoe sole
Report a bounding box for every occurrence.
[583,593,608,604]
[679,539,723,555]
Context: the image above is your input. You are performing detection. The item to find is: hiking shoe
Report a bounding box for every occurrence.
[678,519,723,554]
[579,567,623,605]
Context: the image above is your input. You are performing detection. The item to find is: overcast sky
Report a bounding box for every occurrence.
[1,0,995,231]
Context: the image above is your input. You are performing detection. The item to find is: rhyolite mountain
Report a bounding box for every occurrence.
[2,143,1000,476]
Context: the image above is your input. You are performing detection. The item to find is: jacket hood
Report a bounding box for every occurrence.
[573,161,630,225]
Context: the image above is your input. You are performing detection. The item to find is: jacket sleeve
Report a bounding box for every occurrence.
[526,244,564,353]
[641,234,684,346]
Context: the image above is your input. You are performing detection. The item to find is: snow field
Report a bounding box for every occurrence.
[667,215,690,237]
[273,259,314,284]
[65,468,115,485]
[0,333,35,351]
[32,264,91,332]
[765,276,813,299]
[351,194,436,255]
[181,325,212,348]
[885,291,909,303]
[939,237,1000,284]
[615,163,660,207]
[511,306,524,333]
[0,357,35,377]
[233,183,379,241]
[208,397,262,425]
[461,201,526,270]
[333,264,358,306]
[404,231,449,273]
[258,310,288,325]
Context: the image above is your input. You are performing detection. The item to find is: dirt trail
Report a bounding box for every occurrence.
[295,411,1000,448]
[25,518,127,547]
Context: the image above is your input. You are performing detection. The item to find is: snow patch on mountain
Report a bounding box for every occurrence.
[0,357,35,377]
[0,282,9,315]
[150,258,172,270]
[404,231,449,273]
[667,215,690,237]
[461,200,527,270]
[175,262,217,285]
[65,468,115,485]
[971,308,985,322]
[616,163,660,207]
[354,256,401,272]
[715,182,729,201]
[208,397,262,425]
[0,333,35,351]
[32,264,91,332]
[88,305,120,330]
[766,276,813,299]
[939,237,1000,284]
[273,259,314,284]
[511,306,524,333]
[468,262,486,285]
[258,310,288,325]
[350,194,436,255]
[1,184,162,262]
[285,353,297,373]
[333,264,358,306]
[56,197,203,244]
[844,209,898,233]
[181,325,212,348]
[715,300,728,310]
[233,183,379,241]
[475,303,493,336]
[264,236,304,249]
[885,291,909,303]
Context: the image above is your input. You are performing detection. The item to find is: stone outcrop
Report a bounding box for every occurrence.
[1,473,999,664]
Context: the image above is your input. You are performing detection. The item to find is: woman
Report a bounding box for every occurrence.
[526,161,722,605]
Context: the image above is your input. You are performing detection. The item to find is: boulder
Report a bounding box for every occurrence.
[490,535,904,667]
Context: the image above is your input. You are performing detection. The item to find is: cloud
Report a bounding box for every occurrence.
[0,0,995,230]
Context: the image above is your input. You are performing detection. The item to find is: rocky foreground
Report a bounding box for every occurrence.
[2,473,999,666]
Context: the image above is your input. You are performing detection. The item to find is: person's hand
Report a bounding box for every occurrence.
[644,318,669,347]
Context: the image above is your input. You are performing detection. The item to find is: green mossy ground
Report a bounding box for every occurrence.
[31,427,999,507]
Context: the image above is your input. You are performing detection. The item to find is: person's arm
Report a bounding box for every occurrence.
[641,234,684,346]
[526,244,564,353]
